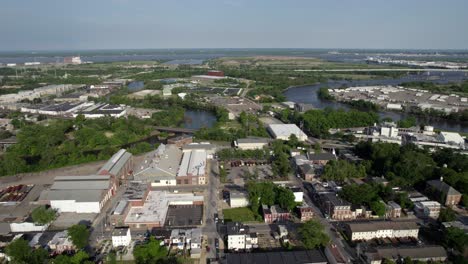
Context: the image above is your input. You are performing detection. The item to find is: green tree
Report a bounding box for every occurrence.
[219,166,228,183]
[439,207,457,222]
[5,238,32,264]
[322,160,366,183]
[370,201,386,217]
[275,187,296,211]
[288,134,299,148]
[68,224,90,249]
[31,205,56,225]
[298,220,330,249]
[444,227,468,253]
[272,152,291,177]
[133,237,168,264]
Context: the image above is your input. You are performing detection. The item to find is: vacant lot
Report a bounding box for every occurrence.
[223,207,260,223]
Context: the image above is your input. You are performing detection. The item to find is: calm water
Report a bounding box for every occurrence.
[183,110,217,129]
[127,81,145,92]
[284,72,468,132]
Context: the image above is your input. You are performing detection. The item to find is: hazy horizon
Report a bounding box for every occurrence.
[1,0,468,51]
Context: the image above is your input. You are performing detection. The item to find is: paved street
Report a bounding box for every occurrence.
[202,159,222,261]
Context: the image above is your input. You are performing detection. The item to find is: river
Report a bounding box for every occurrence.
[284,71,468,132]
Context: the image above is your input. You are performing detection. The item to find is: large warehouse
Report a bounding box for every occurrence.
[267,124,308,141]
[99,149,134,182]
[39,175,115,214]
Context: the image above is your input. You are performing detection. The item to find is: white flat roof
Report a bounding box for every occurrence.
[177,150,206,177]
[125,191,203,225]
[268,124,307,138]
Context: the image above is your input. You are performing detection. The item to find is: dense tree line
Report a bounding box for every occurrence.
[0,116,153,176]
[354,142,468,205]
[322,160,367,183]
[281,108,379,138]
[217,148,271,161]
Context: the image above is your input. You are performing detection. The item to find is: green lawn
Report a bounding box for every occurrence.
[223,207,260,222]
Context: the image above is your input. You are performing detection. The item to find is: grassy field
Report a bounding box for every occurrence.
[223,207,260,222]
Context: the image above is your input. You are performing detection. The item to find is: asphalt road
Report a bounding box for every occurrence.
[202,159,222,261]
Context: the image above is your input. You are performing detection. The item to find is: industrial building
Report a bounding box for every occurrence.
[72,103,127,119]
[133,144,181,186]
[345,221,419,241]
[267,124,308,141]
[177,149,207,185]
[99,149,133,183]
[39,175,115,214]
[124,191,203,230]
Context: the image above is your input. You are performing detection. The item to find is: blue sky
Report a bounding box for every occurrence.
[1,0,467,50]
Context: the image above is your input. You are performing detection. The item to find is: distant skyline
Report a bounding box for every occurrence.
[1,0,468,51]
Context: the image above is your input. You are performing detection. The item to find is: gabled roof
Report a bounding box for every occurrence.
[427,180,461,196]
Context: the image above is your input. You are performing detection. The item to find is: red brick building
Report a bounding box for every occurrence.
[207,70,224,77]
[262,205,290,224]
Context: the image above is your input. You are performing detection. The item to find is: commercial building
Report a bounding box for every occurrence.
[365,246,447,264]
[229,191,250,208]
[262,205,290,224]
[111,200,130,227]
[426,179,462,206]
[267,124,308,141]
[414,201,441,219]
[112,227,131,247]
[99,149,133,183]
[39,175,115,214]
[226,222,258,251]
[234,137,270,150]
[345,221,419,241]
[224,250,327,264]
[124,191,203,230]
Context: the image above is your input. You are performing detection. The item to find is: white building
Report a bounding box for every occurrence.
[229,192,250,208]
[437,132,465,146]
[346,221,419,241]
[414,201,441,219]
[112,227,131,247]
[39,175,115,214]
[227,222,258,251]
[290,187,304,203]
[234,137,270,150]
[267,124,308,141]
[10,222,48,233]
